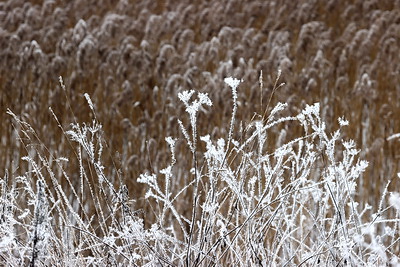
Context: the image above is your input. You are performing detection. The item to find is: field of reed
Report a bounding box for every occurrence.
[1,0,400,265]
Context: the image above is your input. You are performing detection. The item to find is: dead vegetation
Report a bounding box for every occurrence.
[1,0,400,265]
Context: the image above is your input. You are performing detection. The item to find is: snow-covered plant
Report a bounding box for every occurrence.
[2,73,400,266]
[135,73,399,265]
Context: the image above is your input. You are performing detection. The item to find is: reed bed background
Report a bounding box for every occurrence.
[1,0,400,265]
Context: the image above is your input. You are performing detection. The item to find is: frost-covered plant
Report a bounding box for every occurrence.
[1,74,400,266]
[136,74,399,265]
[1,83,170,266]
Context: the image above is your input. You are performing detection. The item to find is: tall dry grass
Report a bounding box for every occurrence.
[1,0,400,265]
[1,0,399,208]
[2,71,399,265]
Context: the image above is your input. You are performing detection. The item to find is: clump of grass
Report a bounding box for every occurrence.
[1,74,399,266]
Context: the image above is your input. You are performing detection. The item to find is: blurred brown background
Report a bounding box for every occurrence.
[1,0,399,208]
